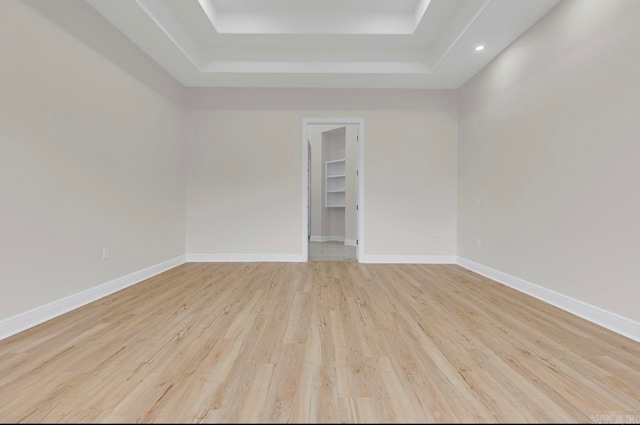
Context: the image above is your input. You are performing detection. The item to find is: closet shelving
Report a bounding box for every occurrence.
[325,159,346,208]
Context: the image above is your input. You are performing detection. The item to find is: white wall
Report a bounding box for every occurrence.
[458,0,640,322]
[0,0,186,321]
[185,89,458,259]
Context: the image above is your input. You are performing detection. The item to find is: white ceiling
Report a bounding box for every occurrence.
[86,0,560,88]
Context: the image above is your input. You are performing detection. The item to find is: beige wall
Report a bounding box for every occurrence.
[185,111,300,255]
[458,0,640,321]
[185,89,458,258]
[0,0,186,321]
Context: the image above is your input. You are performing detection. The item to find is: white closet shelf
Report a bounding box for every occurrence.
[325,158,346,209]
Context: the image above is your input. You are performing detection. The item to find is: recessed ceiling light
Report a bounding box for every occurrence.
[475,45,485,51]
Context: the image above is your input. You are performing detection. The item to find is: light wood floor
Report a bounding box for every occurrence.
[0,262,639,423]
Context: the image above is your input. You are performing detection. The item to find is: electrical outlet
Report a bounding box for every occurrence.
[102,248,109,260]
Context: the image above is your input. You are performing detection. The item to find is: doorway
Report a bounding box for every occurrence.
[301,118,364,262]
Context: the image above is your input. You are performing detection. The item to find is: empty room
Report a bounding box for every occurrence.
[1,0,639,423]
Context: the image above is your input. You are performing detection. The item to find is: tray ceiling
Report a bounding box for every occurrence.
[86,0,560,88]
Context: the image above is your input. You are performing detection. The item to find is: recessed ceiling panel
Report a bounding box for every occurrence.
[194,0,430,35]
[210,0,420,14]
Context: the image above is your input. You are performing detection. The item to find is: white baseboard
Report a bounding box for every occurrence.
[187,253,305,262]
[310,235,345,243]
[456,257,640,343]
[344,239,357,247]
[0,255,186,341]
[310,235,329,242]
[360,255,457,264]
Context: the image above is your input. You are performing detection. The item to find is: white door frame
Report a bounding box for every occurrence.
[302,117,365,262]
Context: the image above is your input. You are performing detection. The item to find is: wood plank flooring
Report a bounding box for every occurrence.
[0,262,638,423]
